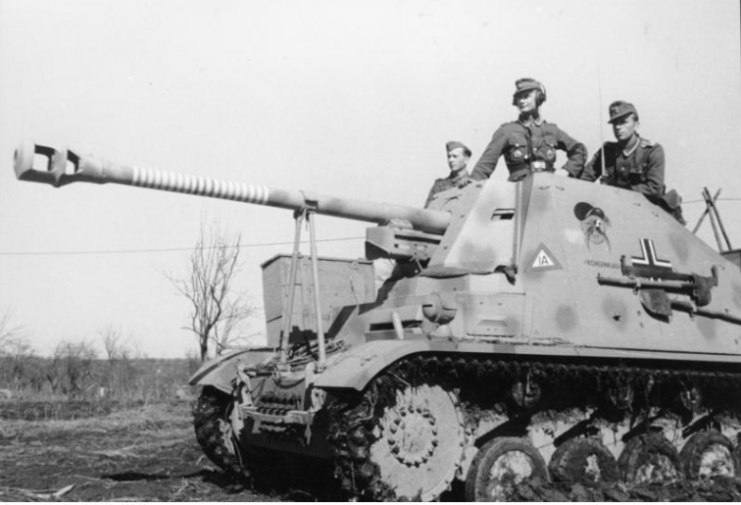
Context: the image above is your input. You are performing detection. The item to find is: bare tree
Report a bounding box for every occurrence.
[49,339,98,397]
[0,309,31,358]
[100,324,130,361]
[167,218,255,361]
[0,310,35,395]
[98,325,135,397]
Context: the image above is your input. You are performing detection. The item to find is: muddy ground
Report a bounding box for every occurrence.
[0,401,285,502]
[1,400,740,502]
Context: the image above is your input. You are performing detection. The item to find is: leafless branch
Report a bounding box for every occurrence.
[164,217,256,361]
[0,309,32,358]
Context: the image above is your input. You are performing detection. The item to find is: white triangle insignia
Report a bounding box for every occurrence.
[533,249,555,268]
[525,243,563,272]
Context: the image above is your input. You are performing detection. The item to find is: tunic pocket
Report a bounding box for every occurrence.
[628,164,646,184]
[506,133,529,164]
[542,142,557,161]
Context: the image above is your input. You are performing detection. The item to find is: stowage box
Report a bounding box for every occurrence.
[260,254,376,346]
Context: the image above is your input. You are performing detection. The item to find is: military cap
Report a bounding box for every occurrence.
[512,78,547,102]
[608,101,638,123]
[446,141,471,156]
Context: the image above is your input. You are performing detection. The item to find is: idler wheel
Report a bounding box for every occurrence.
[680,430,738,479]
[618,433,681,484]
[369,383,465,501]
[464,437,548,502]
[549,437,619,484]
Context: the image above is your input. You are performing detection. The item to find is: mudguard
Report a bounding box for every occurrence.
[189,347,276,393]
[314,339,437,391]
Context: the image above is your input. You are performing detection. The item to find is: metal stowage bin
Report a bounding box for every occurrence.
[261,254,375,346]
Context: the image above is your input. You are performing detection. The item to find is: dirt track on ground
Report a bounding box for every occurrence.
[0,401,284,502]
[1,400,740,502]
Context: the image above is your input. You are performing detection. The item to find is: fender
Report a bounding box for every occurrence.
[314,339,437,391]
[189,347,276,393]
[313,337,741,393]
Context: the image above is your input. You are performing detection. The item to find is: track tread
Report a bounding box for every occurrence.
[192,386,246,477]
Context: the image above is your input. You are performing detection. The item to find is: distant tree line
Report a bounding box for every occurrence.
[0,218,259,400]
[0,315,200,402]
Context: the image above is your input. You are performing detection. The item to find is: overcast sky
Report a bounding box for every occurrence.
[1,0,739,358]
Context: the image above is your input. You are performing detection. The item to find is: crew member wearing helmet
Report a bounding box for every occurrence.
[581,100,684,223]
[469,78,586,182]
[424,140,471,207]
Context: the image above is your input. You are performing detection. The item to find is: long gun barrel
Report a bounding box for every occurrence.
[14,141,451,235]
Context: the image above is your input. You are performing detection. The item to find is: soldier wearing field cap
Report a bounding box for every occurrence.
[424,140,472,207]
[470,78,586,182]
[581,101,664,195]
[581,100,684,223]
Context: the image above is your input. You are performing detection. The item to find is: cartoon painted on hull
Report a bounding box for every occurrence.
[574,201,611,250]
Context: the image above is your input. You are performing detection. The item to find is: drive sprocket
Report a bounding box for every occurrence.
[329,376,466,501]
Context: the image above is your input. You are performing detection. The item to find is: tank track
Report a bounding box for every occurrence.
[326,374,400,501]
[326,352,741,500]
[193,386,248,478]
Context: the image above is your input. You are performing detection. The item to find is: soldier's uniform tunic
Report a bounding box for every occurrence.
[580,136,664,196]
[424,170,468,207]
[470,118,586,182]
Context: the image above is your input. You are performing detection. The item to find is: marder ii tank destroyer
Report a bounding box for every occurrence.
[14,141,741,501]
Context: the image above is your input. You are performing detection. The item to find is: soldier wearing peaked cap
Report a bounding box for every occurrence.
[469,78,586,182]
[424,140,472,207]
[581,100,685,223]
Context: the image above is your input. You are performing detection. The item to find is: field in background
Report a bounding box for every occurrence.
[0,356,332,502]
[0,357,199,404]
[0,400,284,502]
[0,353,293,502]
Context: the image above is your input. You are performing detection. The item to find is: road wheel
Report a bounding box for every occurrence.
[368,383,466,501]
[680,430,737,479]
[193,386,247,478]
[549,437,619,484]
[618,433,681,484]
[465,437,548,501]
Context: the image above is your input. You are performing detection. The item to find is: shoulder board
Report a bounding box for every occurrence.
[640,138,655,148]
